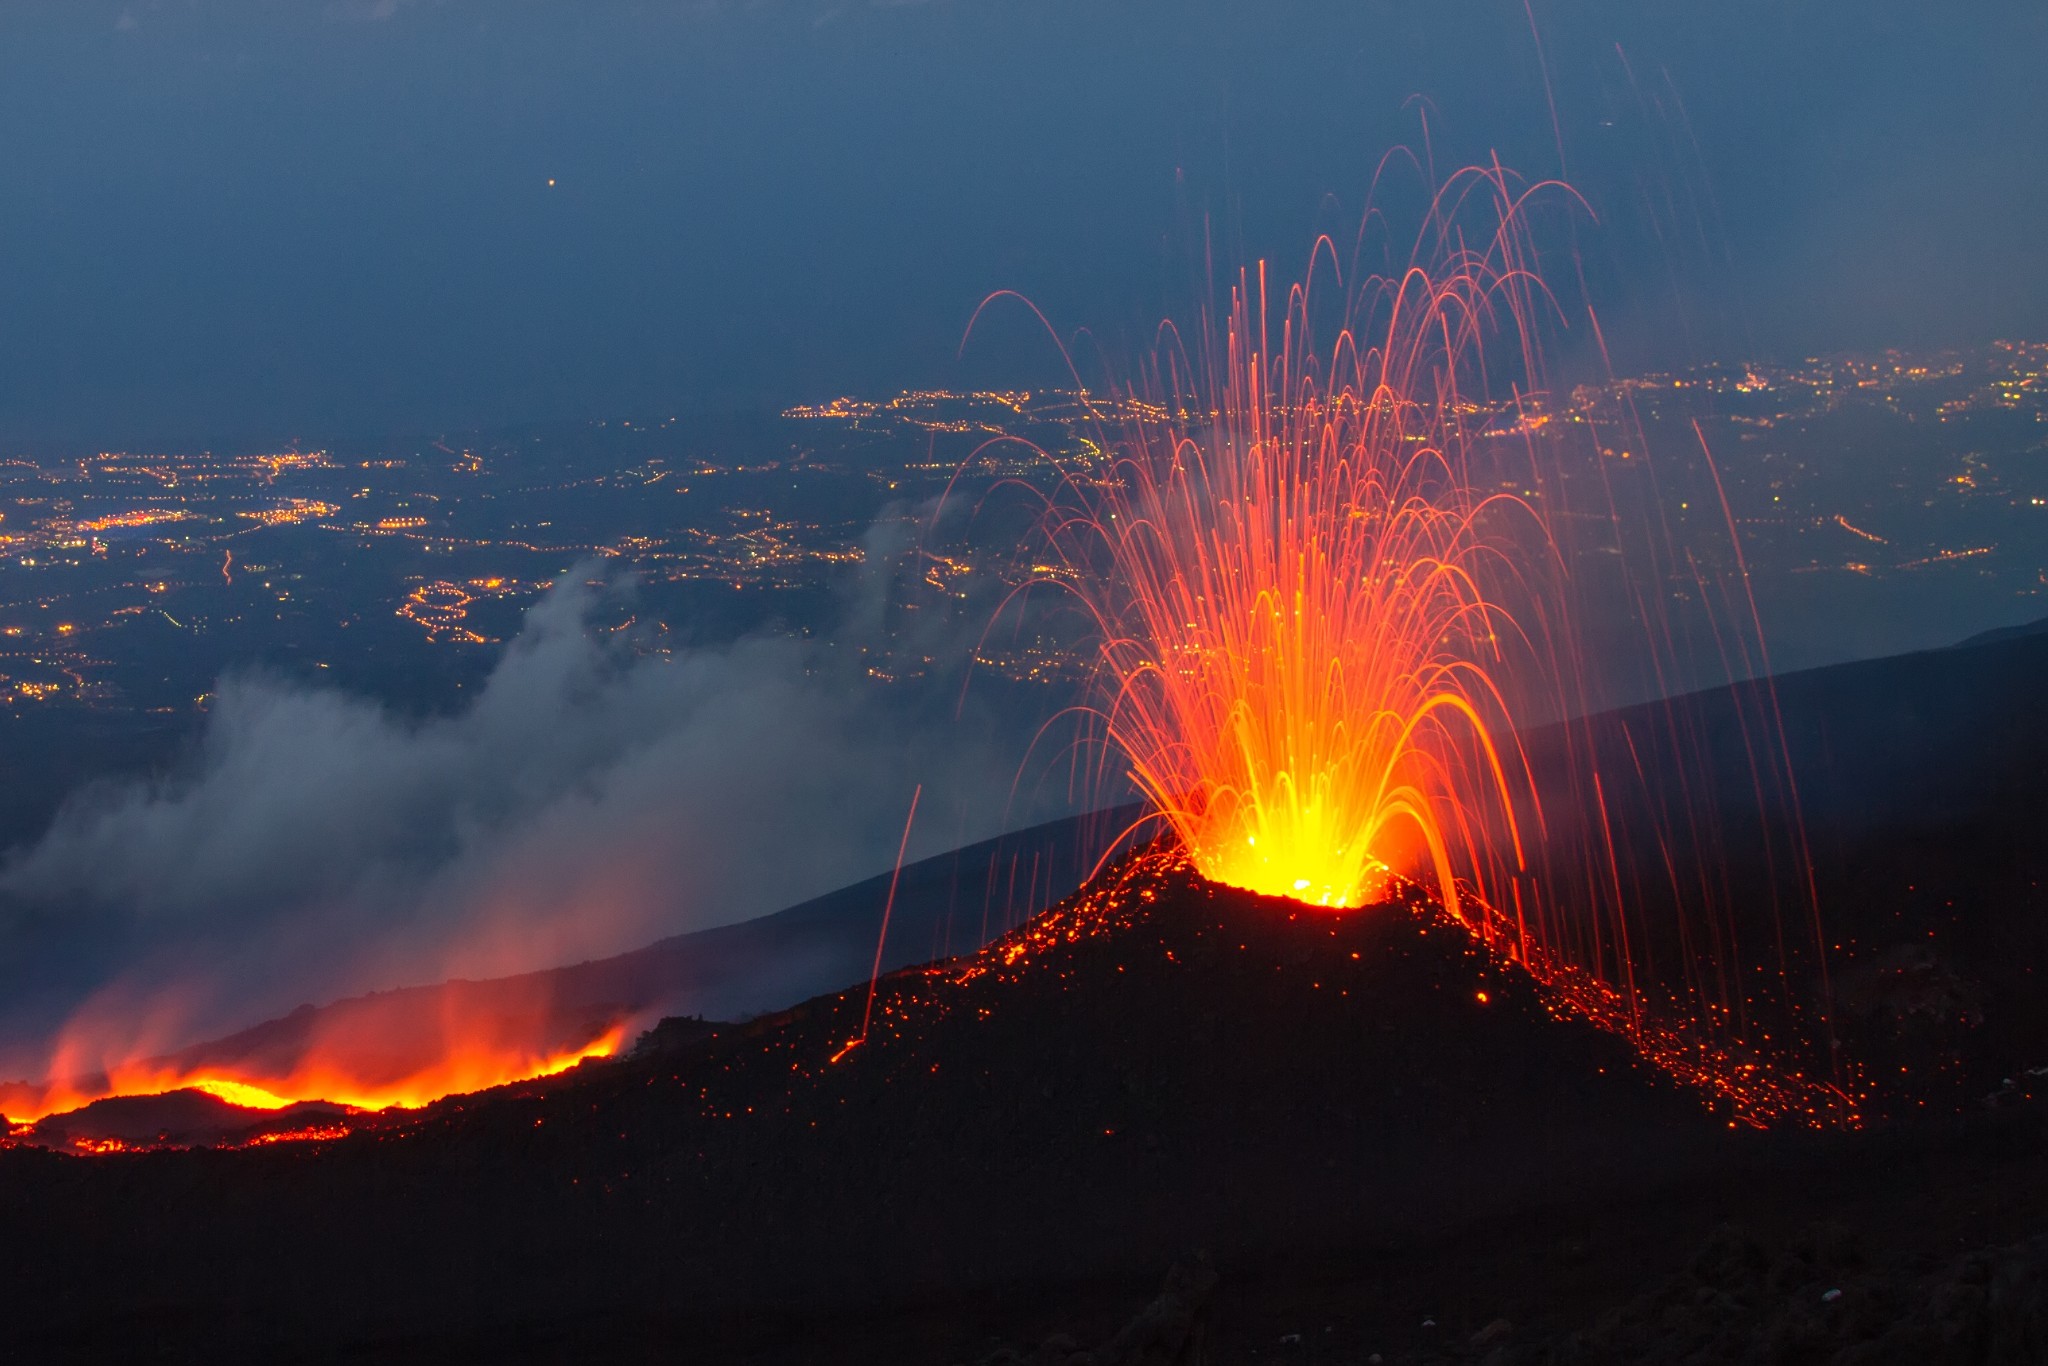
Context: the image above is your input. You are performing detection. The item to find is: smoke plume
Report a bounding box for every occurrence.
[0,550,1066,1080]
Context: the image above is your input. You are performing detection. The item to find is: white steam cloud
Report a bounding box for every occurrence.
[0,555,1067,1078]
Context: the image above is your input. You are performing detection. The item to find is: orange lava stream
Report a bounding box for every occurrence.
[9,1027,625,1127]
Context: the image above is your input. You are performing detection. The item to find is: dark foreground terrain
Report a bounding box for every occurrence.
[2,627,2046,1364]
[3,849,2047,1365]
[1,854,1719,1358]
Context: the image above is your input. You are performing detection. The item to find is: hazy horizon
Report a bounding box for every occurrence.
[0,0,2042,449]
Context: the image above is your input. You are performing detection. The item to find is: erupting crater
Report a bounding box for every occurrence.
[988,162,1847,1111]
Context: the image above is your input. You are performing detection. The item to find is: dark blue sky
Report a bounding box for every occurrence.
[0,0,2041,447]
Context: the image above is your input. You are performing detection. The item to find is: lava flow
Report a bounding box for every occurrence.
[5,1013,625,1136]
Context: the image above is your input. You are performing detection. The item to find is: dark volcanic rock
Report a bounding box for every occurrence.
[4,628,2046,1362]
[628,1012,724,1057]
[972,1255,1219,1366]
[1490,1224,2048,1366]
[0,851,1725,1353]
[982,1223,2048,1366]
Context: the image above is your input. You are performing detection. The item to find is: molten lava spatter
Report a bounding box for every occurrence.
[1033,204,1547,920]
[995,160,1844,1104]
[866,847,1852,1130]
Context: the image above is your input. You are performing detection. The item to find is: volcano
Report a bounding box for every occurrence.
[5,850,2048,1365]
[1,850,1742,1358]
[5,624,2048,1362]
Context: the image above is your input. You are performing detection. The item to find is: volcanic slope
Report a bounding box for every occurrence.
[0,806,1129,1130]
[1,850,1735,1356]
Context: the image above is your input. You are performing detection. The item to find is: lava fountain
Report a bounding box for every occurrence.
[978,160,1849,1119]
[1070,271,1537,917]
[1011,170,1564,923]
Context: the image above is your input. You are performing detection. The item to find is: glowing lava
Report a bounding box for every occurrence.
[977,160,1848,1115]
[1032,185,1550,920]
[1091,350,1530,916]
[8,1026,625,1130]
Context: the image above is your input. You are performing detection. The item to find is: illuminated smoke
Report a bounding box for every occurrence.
[0,547,1067,1103]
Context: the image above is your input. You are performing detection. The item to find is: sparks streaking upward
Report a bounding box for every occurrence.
[1015,169,1566,922]
[1076,268,1540,916]
[974,159,1850,1119]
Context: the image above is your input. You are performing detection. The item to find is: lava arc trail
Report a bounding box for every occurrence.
[984,162,1852,1122]
[5,1012,625,1130]
[1067,257,1535,919]
[1016,170,1561,921]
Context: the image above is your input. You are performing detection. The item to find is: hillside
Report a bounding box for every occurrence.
[3,624,2046,1361]
[0,806,1136,1122]
[1,851,1729,1359]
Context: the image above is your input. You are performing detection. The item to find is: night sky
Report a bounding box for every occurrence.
[0,0,2042,446]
